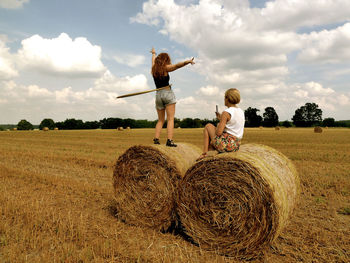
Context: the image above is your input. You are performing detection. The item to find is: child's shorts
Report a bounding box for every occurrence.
[212,132,241,153]
[155,89,177,110]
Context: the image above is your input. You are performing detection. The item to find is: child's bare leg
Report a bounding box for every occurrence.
[203,123,216,153]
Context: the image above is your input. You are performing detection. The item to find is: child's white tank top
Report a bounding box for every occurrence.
[224,107,245,139]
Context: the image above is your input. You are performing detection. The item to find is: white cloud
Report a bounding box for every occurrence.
[0,41,18,80]
[196,85,220,96]
[113,53,146,67]
[298,23,350,64]
[17,33,106,77]
[132,0,300,91]
[94,70,149,94]
[27,84,51,98]
[260,0,350,31]
[131,0,350,121]
[0,0,29,9]
[0,69,153,123]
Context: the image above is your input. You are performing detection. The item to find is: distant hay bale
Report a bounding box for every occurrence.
[43,127,49,131]
[259,126,263,129]
[12,128,17,131]
[176,144,300,260]
[275,126,280,130]
[314,126,323,133]
[113,143,201,231]
[126,127,131,130]
[54,127,58,130]
[117,127,124,131]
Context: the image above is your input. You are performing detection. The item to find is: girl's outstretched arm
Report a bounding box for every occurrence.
[166,57,195,72]
[151,47,156,67]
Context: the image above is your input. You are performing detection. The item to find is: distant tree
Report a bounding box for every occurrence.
[55,121,64,130]
[282,120,292,128]
[100,118,123,129]
[39,118,55,130]
[17,119,33,130]
[334,120,350,128]
[174,118,181,128]
[322,117,335,127]
[134,119,156,128]
[180,118,202,128]
[123,118,136,128]
[262,107,279,127]
[292,102,322,127]
[83,121,100,129]
[63,118,84,130]
[244,107,262,127]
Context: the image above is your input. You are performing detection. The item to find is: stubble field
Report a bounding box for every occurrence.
[0,128,349,263]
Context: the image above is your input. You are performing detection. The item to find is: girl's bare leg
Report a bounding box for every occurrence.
[165,103,175,140]
[155,108,165,139]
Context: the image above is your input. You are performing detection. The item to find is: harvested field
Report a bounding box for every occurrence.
[0,128,349,262]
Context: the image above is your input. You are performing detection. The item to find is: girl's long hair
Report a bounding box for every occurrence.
[152,53,171,77]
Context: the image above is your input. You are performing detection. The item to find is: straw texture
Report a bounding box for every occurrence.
[176,144,300,259]
[113,143,201,231]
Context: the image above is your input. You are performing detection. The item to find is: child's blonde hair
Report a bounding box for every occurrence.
[225,88,240,105]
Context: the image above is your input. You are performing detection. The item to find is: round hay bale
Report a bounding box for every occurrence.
[54,127,58,130]
[113,143,201,231]
[117,127,124,131]
[43,127,49,131]
[314,126,323,133]
[259,126,263,129]
[126,127,131,130]
[275,126,280,130]
[176,144,300,260]
[12,128,17,131]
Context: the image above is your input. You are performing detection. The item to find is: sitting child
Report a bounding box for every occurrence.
[198,88,245,160]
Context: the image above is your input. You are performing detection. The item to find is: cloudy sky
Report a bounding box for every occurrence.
[1,0,349,124]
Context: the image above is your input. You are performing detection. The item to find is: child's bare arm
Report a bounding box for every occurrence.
[216,112,230,136]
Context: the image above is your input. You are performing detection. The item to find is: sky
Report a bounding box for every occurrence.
[0,0,350,124]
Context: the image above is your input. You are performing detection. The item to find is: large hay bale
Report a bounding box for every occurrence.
[117,127,124,131]
[275,126,280,130]
[113,143,201,231]
[314,126,323,133]
[43,127,49,131]
[176,144,300,259]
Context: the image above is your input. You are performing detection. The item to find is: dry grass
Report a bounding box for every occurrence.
[0,127,349,262]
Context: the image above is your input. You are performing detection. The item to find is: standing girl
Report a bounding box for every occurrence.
[198,88,245,159]
[151,47,194,147]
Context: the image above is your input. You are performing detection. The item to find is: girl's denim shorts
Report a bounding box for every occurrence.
[155,89,176,110]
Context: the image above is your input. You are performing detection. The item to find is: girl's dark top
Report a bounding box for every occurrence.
[153,74,170,89]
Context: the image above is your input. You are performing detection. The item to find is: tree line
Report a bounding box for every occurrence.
[2,102,349,131]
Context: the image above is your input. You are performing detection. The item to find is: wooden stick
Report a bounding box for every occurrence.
[116,85,172,99]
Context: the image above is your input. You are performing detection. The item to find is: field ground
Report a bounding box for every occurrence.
[0,128,349,263]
